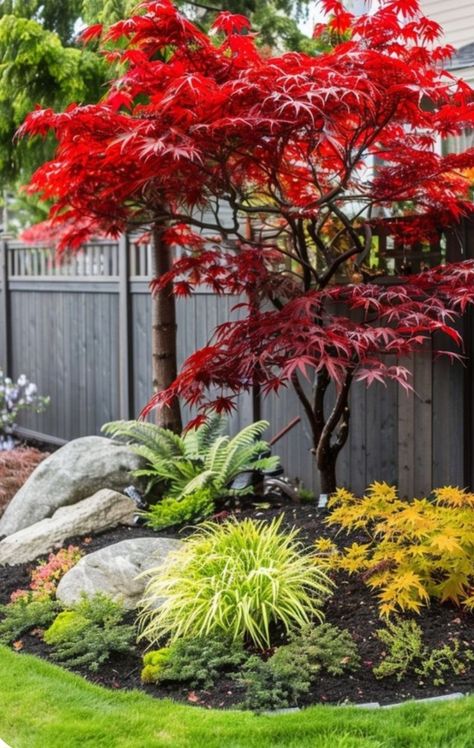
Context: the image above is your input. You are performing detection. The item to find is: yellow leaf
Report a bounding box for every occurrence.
[430,534,464,554]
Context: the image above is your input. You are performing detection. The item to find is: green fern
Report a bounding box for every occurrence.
[102,418,280,502]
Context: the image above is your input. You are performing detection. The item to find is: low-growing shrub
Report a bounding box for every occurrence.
[417,640,474,686]
[0,595,59,644]
[29,546,83,598]
[0,548,82,646]
[141,636,246,688]
[373,618,474,685]
[316,482,474,616]
[373,619,424,681]
[292,623,360,677]
[139,516,333,648]
[44,594,135,671]
[10,546,83,603]
[240,649,312,711]
[143,488,215,531]
[239,623,360,711]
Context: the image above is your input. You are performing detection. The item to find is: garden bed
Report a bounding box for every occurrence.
[1,499,473,710]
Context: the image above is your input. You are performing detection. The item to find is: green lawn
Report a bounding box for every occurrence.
[0,646,473,748]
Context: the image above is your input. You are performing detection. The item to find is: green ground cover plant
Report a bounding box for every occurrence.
[44,593,136,671]
[141,636,247,688]
[373,619,473,685]
[240,623,360,711]
[144,487,215,531]
[0,595,58,644]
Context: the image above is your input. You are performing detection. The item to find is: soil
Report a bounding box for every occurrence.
[1,499,473,710]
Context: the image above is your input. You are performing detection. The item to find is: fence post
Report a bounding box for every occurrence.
[462,218,474,489]
[0,237,11,374]
[118,233,134,419]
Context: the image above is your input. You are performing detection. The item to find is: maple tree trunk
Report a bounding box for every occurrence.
[150,222,182,433]
[317,458,337,497]
[315,374,352,498]
[292,369,351,499]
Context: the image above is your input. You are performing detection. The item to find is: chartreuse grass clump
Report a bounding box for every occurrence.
[138,515,333,649]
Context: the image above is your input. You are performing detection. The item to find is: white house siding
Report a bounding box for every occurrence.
[421,0,474,52]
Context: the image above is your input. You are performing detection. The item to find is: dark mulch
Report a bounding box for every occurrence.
[1,499,473,709]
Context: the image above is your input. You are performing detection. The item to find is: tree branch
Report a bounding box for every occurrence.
[316,371,353,467]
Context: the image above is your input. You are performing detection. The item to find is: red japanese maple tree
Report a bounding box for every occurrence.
[20,0,474,492]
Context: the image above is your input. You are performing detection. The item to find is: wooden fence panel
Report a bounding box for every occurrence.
[8,286,120,440]
[0,232,472,496]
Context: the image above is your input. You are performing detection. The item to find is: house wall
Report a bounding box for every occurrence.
[421,0,474,54]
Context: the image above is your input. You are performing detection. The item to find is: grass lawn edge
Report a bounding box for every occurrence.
[1,645,473,748]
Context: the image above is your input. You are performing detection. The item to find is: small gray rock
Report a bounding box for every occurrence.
[56,537,182,609]
[0,436,144,536]
[0,490,136,566]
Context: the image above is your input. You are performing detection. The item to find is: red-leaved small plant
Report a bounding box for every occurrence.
[10,546,83,602]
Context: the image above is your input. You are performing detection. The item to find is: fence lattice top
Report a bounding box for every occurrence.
[6,237,152,279]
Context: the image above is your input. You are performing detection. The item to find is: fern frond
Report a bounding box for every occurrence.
[227,421,270,450]
[248,456,280,473]
[204,436,230,473]
[195,415,227,452]
[102,420,185,459]
[178,470,216,498]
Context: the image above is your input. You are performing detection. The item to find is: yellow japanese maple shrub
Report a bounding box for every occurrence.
[315,482,474,616]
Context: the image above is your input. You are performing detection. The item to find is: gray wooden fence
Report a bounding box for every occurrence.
[0,228,473,498]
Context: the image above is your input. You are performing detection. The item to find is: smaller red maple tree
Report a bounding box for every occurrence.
[20,0,474,492]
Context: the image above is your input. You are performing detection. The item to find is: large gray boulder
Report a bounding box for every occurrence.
[0,490,136,566]
[56,537,182,609]
[0,436,143,536]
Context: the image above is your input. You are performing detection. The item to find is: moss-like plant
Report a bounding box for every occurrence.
[141,648,172,684]
[139,516,333,649]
